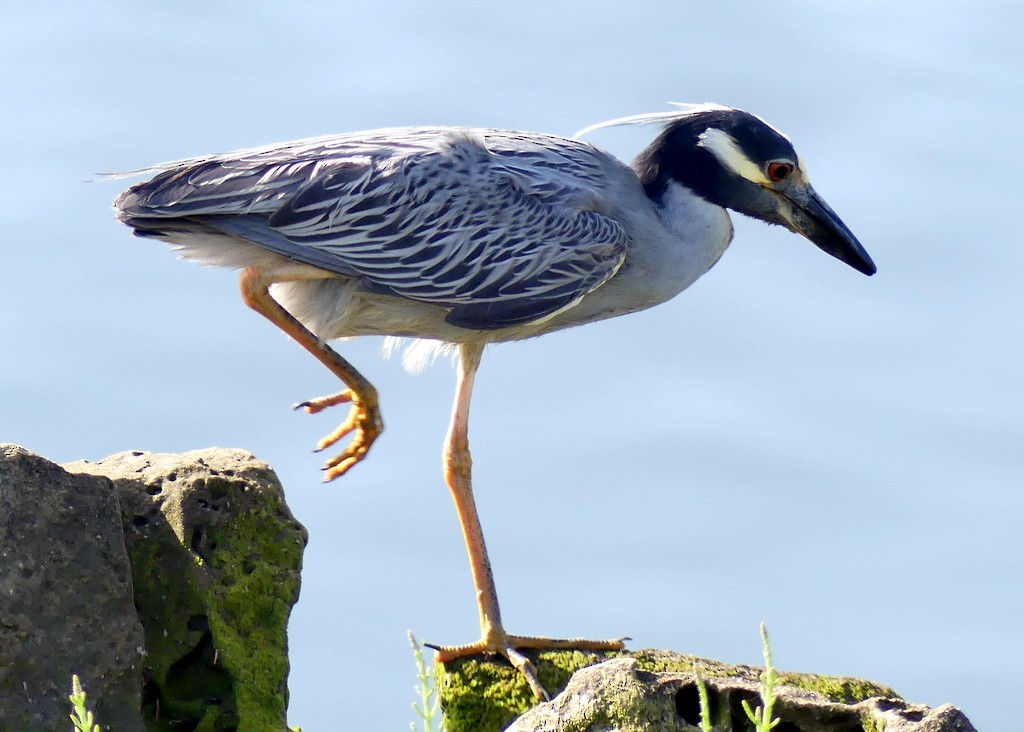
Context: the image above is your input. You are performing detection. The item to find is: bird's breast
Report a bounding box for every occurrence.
[532,183,733,335]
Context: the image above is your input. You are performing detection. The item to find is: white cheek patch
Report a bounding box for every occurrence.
[795,151,811,183]
[697,128,771,186]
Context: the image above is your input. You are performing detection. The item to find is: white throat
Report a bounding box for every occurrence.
[657,181,734,275]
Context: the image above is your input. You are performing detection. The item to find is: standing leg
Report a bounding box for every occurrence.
[239,264,383,481]
[428,343,625,701]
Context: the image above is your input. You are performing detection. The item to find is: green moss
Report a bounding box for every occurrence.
[193,707,227,732]
[778,672,899,705]
[438,657,532,732]
[440,648,903,732]
[124,511,226,731]
[631,650,745,678]
[859,713,888,732]
[632,648,898,703]
[203,484,303,731]
[438,650,621,732]
[122,466,304,732]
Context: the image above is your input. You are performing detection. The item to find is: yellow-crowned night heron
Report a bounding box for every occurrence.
[114,103,875,699]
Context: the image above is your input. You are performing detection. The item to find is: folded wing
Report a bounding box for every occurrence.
[116,129,629,329]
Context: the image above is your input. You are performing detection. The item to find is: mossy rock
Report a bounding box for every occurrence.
[69,449,307,732]
[439,648,922,732]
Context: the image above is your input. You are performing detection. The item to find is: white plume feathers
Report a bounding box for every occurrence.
[382,337,459,374]
[573,102,733,140]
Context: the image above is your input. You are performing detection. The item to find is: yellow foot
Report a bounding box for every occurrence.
[293,389,383,480]
[428,634,627,701]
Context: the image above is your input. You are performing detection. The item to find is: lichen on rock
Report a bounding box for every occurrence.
[441,649,976,732]
[67,448,308,732]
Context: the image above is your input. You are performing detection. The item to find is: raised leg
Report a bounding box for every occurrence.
[239,264,383,480]
[428,343,625,700]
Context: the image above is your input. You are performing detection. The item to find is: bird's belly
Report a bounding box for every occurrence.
[273,278,503,343]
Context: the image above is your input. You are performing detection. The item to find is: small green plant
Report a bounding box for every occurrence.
[692,664,714,732]
[69,675,100,732]
[742,622,781,732]
[409,631,443,732]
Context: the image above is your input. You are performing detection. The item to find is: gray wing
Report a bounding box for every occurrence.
[116,129,630,330]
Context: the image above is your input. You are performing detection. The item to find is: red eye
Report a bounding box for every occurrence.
[767,161,794,182]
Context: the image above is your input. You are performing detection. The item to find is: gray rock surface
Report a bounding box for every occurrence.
[505,656,977,732]
[0,444,146,732]
[0,444,306,732]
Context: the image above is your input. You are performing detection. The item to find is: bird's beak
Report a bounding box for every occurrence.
[781,186,876,276]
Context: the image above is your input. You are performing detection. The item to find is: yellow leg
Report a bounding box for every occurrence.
[427,343,625,700]
[239,265,383,480]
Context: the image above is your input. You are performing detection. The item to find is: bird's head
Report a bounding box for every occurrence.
[627,104,876,276]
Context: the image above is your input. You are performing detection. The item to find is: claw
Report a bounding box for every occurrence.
[293,390,354,415]
[295,389,383,480]
[321,456,361,482]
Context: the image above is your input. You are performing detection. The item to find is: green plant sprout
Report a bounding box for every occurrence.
[692,663,715,732]
[742,622,782,732]
[409,631,443,732]
[69,676,100,732]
